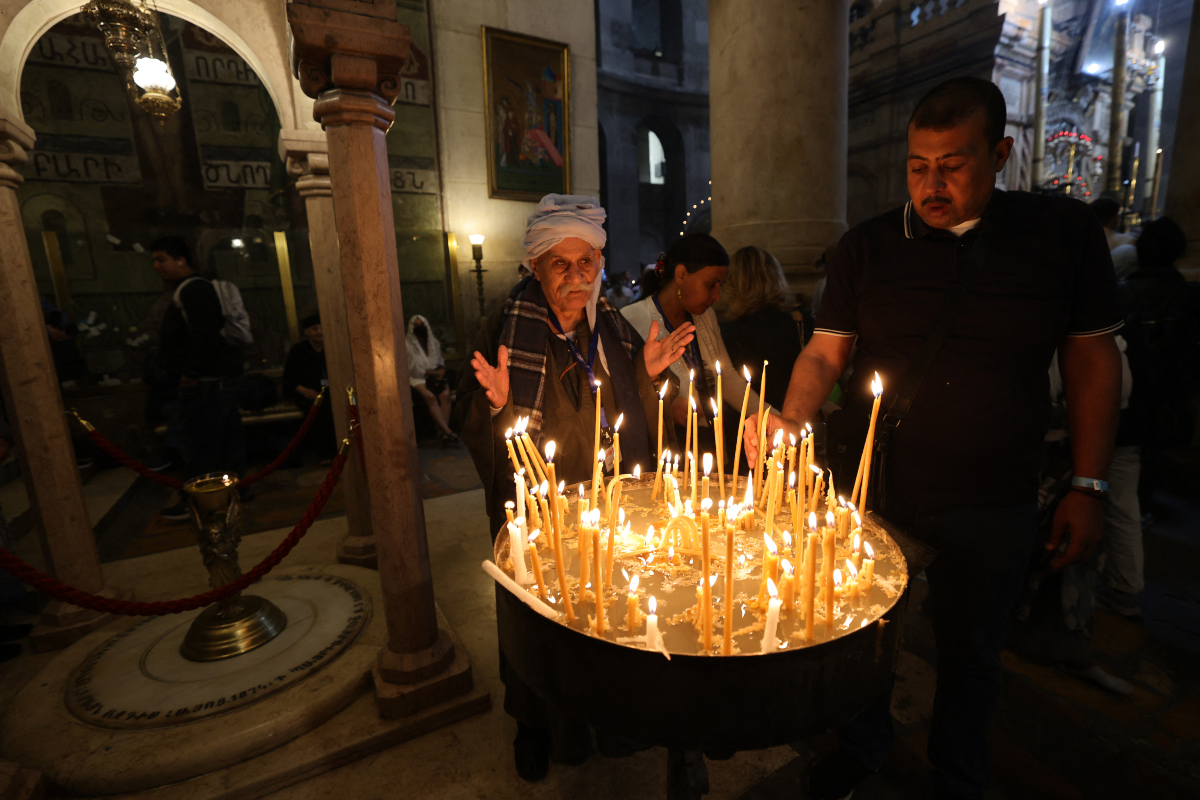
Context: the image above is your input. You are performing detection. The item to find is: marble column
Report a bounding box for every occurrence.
[0,113,129,652]
[1164,4,1200,282]
[287,1,474,718]
[708,0,849,302]
[279,130,375,568]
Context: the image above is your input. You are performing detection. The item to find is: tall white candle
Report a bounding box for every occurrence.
[508,520,529,585]
[646,595,661,650]
[760,578,781,653]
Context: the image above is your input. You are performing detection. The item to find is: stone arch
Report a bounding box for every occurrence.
[633,116,686,262]
[0,0,295,130]
[20,190,98,280]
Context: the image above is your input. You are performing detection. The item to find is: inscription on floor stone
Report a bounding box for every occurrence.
[66,573,370,729]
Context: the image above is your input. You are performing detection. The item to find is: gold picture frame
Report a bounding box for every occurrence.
[482,26,571,201]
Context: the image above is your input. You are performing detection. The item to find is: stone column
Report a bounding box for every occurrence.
[0,113,129,651]
[279,130,375,568]
[1105,7,1129,197]
[708,0,848,303]
[287,1,475,718]
[1165,3,1200,282]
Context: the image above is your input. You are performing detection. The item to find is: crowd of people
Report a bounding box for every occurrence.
[456,76,1197,800]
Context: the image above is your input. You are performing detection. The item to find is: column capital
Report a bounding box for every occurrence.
[279,129,332,197]
[287,2,411,106]
[0,113,36,192]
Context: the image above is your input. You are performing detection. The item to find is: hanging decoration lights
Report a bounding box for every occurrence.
[82,0,181,124]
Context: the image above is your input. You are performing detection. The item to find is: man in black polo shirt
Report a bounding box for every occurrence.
[746,78,1122,799]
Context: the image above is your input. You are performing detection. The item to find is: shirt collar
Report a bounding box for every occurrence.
[904,189,1004,239]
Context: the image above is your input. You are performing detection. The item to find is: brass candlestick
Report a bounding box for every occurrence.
[179,473,287,661]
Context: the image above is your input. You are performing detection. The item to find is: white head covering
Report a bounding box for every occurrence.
[523,194,610,372]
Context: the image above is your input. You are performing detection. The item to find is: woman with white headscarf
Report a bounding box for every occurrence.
[406,314,457,444]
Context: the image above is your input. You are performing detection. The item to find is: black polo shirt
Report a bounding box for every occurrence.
[815,189,1122,516]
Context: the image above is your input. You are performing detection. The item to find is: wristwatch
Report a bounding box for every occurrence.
[1070,476,1109,492]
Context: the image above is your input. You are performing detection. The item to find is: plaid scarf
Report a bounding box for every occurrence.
[500,276,640,444]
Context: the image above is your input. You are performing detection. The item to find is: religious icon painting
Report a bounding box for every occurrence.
[482,26,571,201]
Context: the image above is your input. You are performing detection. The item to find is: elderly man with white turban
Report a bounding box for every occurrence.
[455,195,693,780]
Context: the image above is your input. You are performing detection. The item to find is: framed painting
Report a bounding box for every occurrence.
[482,27,570,201]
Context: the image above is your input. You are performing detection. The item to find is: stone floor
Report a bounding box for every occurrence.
[0,437,1197,799]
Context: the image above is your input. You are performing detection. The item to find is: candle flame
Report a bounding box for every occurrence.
[540,480,549,496]
[673,455,680,467]
[871,372,882,397]
[505,500,514,509]
[703,453,713,475]
[558,480,565,493]
[618,507,626,526]
[738,554,747,566]
[515,516,526,528]
[766,577,778,599]
[710,574,718,586]
[710,398,719,417]
[659,380,670,399]
[518,468,526,477]
[838,495,845,508]
[808,512,817,531]
[848,501,857,512]
[853,511,862,527]
[689,368,695,382]
[701,497,712,511]
[595,379,601,389]
[578,484,585,498]
[597,450,605,463]
[590,508,602,526]
[805,422,812,432]
[773,428,784,447]
[845,559,859,577]
[744,484,754,505]
[782,559,793,576]
[853,532,861,551]
[864,542,874,559]
[668,545,675,559]
[633,464,641,479]
[529,529,540,543]
[689,395,697,411]
[515,416,526,434]
[743,365,752,381]
[781,530,792,548]
[790,433,796,446]
[505,428,513,439]
[649,596,657,614]
[789,471,796,488]
[826,511,835,527]
[615,413,624,432]
[834,569,842,586]
[715,359,721,375]
[630,574,639,593]
[544,441,556,462]
[764,534,777,555]
[810,464,822,474]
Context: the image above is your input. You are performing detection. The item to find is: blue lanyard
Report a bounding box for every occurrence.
[548,312,608,429]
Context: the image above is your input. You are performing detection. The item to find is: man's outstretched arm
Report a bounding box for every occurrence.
[1048,332,1122,570]
[745,333,854,466]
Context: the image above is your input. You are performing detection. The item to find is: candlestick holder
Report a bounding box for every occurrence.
[468,234,487,320]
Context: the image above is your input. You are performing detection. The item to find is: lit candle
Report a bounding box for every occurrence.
[528,529,547,599]
[754,360,768,501]
[690,395,699,507]
[723,496,736,655]
[715,361,725,501]
[759,533,778,606]
[517,419,548,487]
[646,595,661,650]
[592,523,604,635]
[626,573,640,631]
[655,378,668,467]
[731,365,753,496]
[780,559,795,612]
[788,471,797,528]
[859,541,875,596]
[504,429,522,474]
[851,515,863,570]
[613,412,624,480]
[823,511,836,628]
[787,434,797,483]
[653,448,670,502]
[505,500,514,524]
[512,419,537,483]
[593,379,603,467]
[684,370,694,490]
[702,452,712,503]
[833,568,843,607]
[591,450,604,509]
[545,442,560,556]
[508,520,529,584]
[764,456,778,537]
[855,373,884,512]
[804,516,818,641]
[844,559,860,605]
[809,464,824,516]
[760,578,781,653]
[577,483,587,527]
[701,497,713,651]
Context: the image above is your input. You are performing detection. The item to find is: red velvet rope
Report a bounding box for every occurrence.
[78,392,325,490]
[0,454,347,616]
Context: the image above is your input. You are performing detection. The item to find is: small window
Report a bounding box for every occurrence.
[638,129,666,185]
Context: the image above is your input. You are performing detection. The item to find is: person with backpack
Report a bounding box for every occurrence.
[150,236,249,519]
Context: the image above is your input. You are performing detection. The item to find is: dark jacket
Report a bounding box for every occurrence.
[720,306,803,411]
[158,278,243,381]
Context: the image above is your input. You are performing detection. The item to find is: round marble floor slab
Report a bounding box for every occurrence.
[67,572,369,729]
[0,565,387,797]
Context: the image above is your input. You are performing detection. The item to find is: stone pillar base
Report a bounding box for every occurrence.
[372,627,474,720]
[28,586,133,653]
[0,760,44,800]
[336,534,377,569]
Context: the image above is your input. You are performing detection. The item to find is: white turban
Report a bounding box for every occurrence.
[522,194,610,373]
[522,194,607,269]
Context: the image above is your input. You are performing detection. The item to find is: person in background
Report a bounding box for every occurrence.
[1119,217,1200,529]
[622,234,758,463]
[604,270,637,309]
[407,314,458,445]
[719,246,803,413]
[282,313,337,464]
[1090,197,1135,252]
[150,236,247,520]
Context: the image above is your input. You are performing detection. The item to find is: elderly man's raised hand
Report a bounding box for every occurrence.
[643,320,695,380]
[472,345,510,410]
